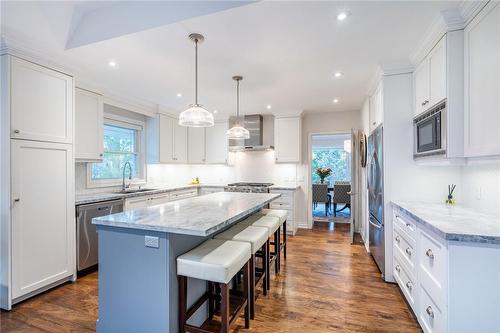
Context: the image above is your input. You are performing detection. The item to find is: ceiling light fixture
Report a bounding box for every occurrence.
[333,99,339,104]
[213,110,218,114]
[226,76,250,140]
[334,71,343,78]
[176,93,182,98]
[337,12,349,21]
[108,60,117,68]
[178,33,214,128]
[266,105,272,110]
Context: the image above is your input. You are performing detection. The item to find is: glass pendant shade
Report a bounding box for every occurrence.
[226,123,250,139]
[179,104,214,127]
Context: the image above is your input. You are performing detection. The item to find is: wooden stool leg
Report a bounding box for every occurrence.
[283,221,287,260]
[249,254,255,320]
[274,230,279,274]
[243,261,250,328]
[178,276,187,333]
[220,283,230,333]
[265,239,270,292]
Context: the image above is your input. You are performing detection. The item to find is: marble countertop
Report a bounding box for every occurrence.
[269,184,301,190]
[75,184,225,205]
[93,192,280,236]
[391,201,500,244]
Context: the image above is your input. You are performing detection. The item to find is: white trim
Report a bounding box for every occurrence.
[86,116,147,188]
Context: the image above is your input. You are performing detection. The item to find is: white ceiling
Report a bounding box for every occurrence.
[1,1,459,118]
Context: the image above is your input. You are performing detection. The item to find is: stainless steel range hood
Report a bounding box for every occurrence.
[228,114,274,151]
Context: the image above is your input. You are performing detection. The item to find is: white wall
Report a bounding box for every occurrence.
[460,162,500,216]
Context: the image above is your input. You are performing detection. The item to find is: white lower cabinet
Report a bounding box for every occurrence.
[10,140,75,300]
[169,188,197,201]
[124,189,198,210]
[392,207,500,333]
[269,189,299,235]
[199,187,224,196]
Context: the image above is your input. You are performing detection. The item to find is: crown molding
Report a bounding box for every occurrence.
[459,1,488,25]
[409,6,467,66]
[366,63,412,96]
[272,110,303,118]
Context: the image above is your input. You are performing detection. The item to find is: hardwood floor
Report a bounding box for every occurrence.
[1,222,421,333]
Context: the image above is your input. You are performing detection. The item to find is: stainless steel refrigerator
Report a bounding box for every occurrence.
[368,125,385,277]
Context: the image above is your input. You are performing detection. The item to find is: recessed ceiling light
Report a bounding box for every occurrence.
[213,110,218,114]
[334,71,343,78]
[333,99,339,104]
[337,12,349,21]
[176,93,182,98]
[108,60,117,68]
[266,105,272,110]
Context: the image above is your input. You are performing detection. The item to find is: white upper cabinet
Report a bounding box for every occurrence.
[75,88,103,161]
[274,116,301,163]
[188,127,206,163]
[205,122,228,164]
[464,1,500,157]
[369,82,383,132]
[148,114,187,164]
[9,56,73,144]
[10,140,74,299]
[413,36,447,116]
[187,121,228,164]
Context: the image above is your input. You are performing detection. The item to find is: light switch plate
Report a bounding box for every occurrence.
[145,235,159,248]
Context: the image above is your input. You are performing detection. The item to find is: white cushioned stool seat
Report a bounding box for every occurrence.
[240,215,280,237]
[260,209,288,224]
[177,239,251,284]
[215,225,268,254]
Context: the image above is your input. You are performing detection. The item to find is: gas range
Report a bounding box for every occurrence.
[224,182,274,193]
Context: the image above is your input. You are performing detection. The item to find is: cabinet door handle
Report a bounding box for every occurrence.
[426,249,434,259]
[405,248,412,256]
[421,101,426,106]
[13,198,20,203]
[99,153,103,157]
[395,265,401,273]
[406,223,412,228]
[372,122,376,125]
[13,129,20,134]
[395,235,400,242]
[406,281,413,291]
[426,306,434,318]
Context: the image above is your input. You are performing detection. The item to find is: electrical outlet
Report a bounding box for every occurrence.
[475,186,482,200]
[145,235,159,248]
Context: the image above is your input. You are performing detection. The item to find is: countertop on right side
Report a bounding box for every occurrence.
[391,201,500,244]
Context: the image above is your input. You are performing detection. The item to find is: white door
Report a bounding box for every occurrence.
[11,140,74,299]
[428,35,447,108]
[173,122,187,163]
[188,128,206,163]
[414,59,429,116]
[159,115,174,163]
[206,122,228,164]
[464,1,500,157]
[10,56,73,144]
[75,88,103,161]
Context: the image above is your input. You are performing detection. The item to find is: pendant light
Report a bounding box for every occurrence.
[179,33,214,127]
[226,75,250,139]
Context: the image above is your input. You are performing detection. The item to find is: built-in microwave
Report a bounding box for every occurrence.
[413,101,446,158]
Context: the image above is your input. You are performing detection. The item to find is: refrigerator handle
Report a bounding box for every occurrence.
[369,217,383,229]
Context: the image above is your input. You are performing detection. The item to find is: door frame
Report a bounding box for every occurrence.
[307,131,357,231]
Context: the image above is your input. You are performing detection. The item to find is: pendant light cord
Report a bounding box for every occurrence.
[194,38,198,105]
[236,79,240,119]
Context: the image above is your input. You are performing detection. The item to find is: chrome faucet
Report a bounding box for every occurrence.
[122,161,133,191]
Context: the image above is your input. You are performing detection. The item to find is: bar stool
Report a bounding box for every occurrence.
[214,224,269,319]
[240,215,280,290]
[260,209,288,264]
[177,239,251,333]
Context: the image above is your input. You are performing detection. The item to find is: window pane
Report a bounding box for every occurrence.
[92,152,138,180]
[311,148,351,185]
[104,124,136,153]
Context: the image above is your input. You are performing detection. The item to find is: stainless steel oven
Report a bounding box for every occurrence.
[414,101,446,158]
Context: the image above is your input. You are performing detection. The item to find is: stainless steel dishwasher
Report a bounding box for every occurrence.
[76,199,123,273]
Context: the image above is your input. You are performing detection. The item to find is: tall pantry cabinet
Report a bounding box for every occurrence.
[1,54,75,310]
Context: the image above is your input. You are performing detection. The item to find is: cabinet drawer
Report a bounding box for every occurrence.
[393,212,417,243]
[418,284,447,333]
[394,226,417,274]
[419,229,446,292]
[270,201,292,210]
[149,193,170,207]
[170,189,197,201]
[270,190,293,202]
[124,197,149,210]
[393,254,417,311]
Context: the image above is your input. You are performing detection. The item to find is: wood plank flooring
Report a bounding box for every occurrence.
[1,222,421,333]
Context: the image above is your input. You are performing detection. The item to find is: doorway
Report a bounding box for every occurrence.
[308,132,358,241]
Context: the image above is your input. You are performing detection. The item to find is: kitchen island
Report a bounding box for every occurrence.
[92,192,280,333]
